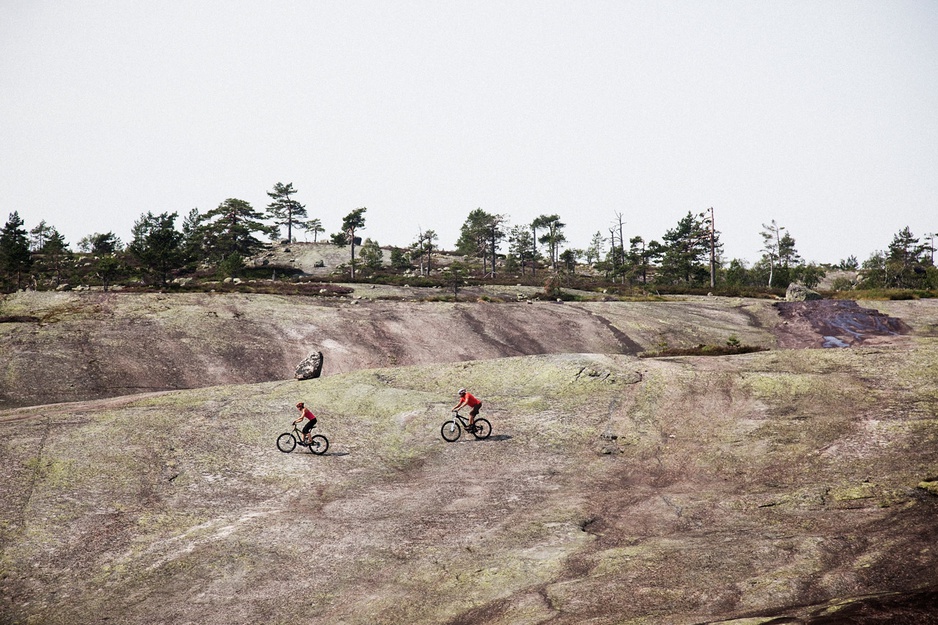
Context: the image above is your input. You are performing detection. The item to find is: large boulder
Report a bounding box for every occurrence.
[294,351,324,380]
[786,283,822,301]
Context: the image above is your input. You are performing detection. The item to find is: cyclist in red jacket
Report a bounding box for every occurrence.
[452,388,482,429]
[293,402,318,445]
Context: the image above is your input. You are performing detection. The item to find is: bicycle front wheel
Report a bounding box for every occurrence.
[277,432,296,453]
[441,420,461,442]
[471,418,492,440]
[308,434,329,455]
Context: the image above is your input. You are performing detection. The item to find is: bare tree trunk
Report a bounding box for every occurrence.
[490,230,497,278]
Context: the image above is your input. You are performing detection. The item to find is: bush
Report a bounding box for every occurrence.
[830,277,855,291]
[217,253,245,279]
[832,289,936,301]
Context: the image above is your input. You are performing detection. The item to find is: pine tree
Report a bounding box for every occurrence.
[266,182,308,243]
[411,229,438,276]
[200,198,273,262]
[508,225,536,276]
[0,212,32,292]
[29,220,54,252]
[359,238,384,272]
[302,218,324,242]
[658,212,718,286]
[339,208,367,279]
[886,227,928,288]
[38,227,70,287]
[457,209,504,277]
[585,231,605,266]
[128,212,184,286]
[532,214,565,270]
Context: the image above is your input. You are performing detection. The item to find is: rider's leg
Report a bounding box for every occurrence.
[469,405,480,427]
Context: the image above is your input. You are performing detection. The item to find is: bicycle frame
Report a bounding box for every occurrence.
[293,420,318,441]
[450,411,472,430]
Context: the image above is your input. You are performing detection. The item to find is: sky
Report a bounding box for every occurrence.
[2,0,937,266]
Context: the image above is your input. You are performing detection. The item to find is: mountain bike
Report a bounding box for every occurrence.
[277,422,329,455]
[440,410,492,442]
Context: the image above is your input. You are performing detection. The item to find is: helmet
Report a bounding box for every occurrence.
[458,388,466,396]
[296,402,304,408]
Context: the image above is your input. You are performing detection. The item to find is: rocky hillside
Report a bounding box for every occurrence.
[6,288,929,411]
[0,289,783,410]
[1,293,937,624]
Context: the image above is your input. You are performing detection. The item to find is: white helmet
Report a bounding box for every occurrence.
[458,388,466,396]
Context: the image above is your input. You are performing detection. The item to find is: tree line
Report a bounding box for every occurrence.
[0,182,359,291]
[1,181,935,294]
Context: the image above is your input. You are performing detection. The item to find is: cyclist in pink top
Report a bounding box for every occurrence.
[293,402,318,445]
[452,388,482,428]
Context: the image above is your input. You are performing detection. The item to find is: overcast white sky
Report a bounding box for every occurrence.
[2,1,936,265]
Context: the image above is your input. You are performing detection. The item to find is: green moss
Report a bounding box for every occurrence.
[24,456,74,489]
[592,545,645,576]
[896,347,938,401]
[741,372,822,399]
[370,429,426,471]
[830,483,876,502]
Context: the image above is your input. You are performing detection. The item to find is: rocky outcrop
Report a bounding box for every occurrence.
[786,282,823,301]
[294,351,324,379]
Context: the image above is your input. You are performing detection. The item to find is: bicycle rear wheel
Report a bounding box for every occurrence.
[471,418,492,440]
[308,434,329,455]
[277,432,296,453]
[441,420,461,442]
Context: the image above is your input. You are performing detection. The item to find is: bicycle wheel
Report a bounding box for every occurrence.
[277,432,296,453]
[471,418,492,440]
[441,420,461,442]
[308,434,329,455]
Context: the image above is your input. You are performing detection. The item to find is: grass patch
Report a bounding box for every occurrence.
[832,289,937,301]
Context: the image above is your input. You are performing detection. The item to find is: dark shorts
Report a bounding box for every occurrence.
[302,419,317,434]
[470,403,481,417]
